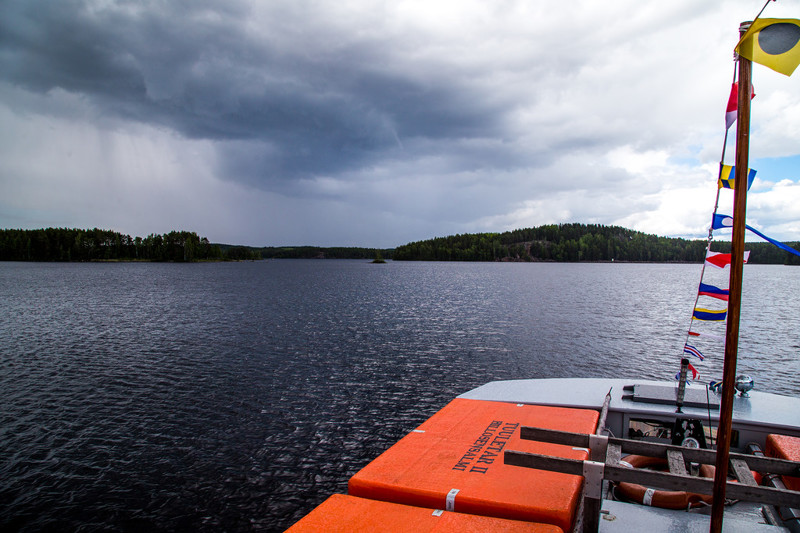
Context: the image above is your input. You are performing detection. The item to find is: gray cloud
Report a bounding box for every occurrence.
[1,0,516,190]
[2,0,799,247]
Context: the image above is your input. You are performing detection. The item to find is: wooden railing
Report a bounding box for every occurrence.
[505,426,800,532]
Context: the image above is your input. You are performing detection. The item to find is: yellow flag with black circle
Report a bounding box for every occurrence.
[735,18,800,76]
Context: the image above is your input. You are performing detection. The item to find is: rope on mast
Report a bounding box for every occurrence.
[681,62,738,353]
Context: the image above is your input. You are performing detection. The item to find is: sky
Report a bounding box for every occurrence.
[1,0,799,248]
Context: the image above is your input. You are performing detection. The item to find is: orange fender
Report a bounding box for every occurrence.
[699,463,763,486]
[616,455,713,510]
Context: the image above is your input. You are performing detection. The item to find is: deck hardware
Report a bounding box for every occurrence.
[582,460,605,500]
[506,426,800,533]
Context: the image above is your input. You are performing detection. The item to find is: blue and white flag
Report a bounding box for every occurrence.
[683,344,705,361]
[712,214,800,258]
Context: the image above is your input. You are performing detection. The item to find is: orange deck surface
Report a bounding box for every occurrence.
[286,494,563,532]
[348,398,599,532]
[766,434,800,491]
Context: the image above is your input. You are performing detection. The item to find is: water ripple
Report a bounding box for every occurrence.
[1,261,798,531]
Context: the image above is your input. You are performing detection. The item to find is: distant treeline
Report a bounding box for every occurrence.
[392,223,800,264]
[253,246,394,260]
[0,228,385,262]
[5,224,800,264]
[0,228,257,262]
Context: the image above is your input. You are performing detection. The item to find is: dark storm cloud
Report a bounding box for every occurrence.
[0,0,511,186]
[8,1,794,247]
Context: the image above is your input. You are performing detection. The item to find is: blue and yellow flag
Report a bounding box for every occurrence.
[718,164,756,190]
[693,307,728,321]
[735,18,800,76]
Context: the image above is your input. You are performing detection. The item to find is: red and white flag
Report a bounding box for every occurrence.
[688,331,726,342]
[705,250,750,269]
[725,82,755,130]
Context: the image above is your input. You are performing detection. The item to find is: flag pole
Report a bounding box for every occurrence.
[709,20,752,533]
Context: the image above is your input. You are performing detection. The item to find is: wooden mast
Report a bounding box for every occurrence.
[709,21,752,533]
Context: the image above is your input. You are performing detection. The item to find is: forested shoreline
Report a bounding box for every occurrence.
[0,228,384,262]
[0,228,258,262]
[3,224,800,264]
[393,223,800,264]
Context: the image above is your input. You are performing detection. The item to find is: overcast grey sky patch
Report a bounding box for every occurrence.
[1,0,799,247]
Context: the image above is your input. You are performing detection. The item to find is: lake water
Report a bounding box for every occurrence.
[1,260,798,531]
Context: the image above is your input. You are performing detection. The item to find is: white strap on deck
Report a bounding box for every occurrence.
[432,509,444,517]
[582,460,605,500]
[643,488,655,506]
[446,488,460,511]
